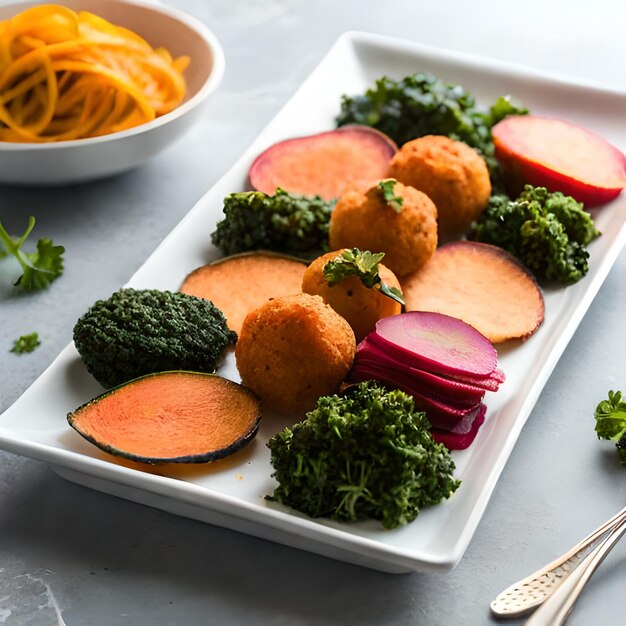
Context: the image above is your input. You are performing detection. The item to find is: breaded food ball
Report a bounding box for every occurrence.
[235,293,356,415]
[387,135,491,240]
[329,180,437,277]
[302,249,402,343]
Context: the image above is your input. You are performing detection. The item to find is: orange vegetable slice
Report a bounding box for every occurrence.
[401,241,544,343]
[248,126,397,200]
[180,252,306,334]
[67,371,261,464]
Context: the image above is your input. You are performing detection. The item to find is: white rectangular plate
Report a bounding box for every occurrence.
[2,32,626,573]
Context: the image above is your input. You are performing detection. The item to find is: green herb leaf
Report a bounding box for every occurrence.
[378,180,403,212]
[469,185,600,284]
[337,72,528,187]
[594,390,626,466]
[11,332,41,354]
[0,217,65,291]
[211,188,335,259]
[322,248,405,305]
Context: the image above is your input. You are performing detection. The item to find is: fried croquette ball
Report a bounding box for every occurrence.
[387,135,491,240]
[302,249,402,343]
[235,293,356,415]
[328,180,437,277]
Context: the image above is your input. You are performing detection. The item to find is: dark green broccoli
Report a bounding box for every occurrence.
[469,185,600,284]
[267,381,460,529]
[594,390,626,466]
[336,72,527,184]
[73,288,237,389]
[210,188,335,259]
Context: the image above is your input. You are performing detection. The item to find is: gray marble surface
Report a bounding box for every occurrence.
[1,0,626,624]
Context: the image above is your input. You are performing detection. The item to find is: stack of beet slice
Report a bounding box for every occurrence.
[346,311,505,450]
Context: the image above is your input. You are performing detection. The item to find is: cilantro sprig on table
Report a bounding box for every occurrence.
[0,217,64,291]
[10,332,41,354]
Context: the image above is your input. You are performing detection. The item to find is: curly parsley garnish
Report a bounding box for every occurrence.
[323,248,404,305]
[0,217,65,291]
[378,180,403,212]
[267,381,460,529]
[11,332,41,354]
[594,390,626,466]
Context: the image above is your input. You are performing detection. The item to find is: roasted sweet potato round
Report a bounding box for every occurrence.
[235,293,356,415]
[301,249,402,342]
[387,135,491,240]
[180,252,306,334]
[401,241,544,343]
[328,180,437,276]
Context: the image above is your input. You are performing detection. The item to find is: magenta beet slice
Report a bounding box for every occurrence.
[355,337,488,403]
[432,404,487,450]
[350,360,483,410]
[372,312,499,379]
[347,367,483,419]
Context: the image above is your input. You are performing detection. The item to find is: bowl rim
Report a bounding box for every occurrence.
[0,0,226,151]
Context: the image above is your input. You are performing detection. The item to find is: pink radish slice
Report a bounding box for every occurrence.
[355,337,488,402]
[372,312,499,379]
[432,404,487,450]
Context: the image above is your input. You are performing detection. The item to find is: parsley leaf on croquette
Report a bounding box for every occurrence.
[266,381,460,529]
[378,179,403,212]
[323,248,405,305]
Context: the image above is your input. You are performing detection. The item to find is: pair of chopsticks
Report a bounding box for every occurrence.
[490,506,626,625]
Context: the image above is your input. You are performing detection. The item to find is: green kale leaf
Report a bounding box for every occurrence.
[323,248,404,305]
[0,217,65,291]
[336,72,527,184]
[594,390,626,466]
[469,185,600,284]
[211,188,335,259]
[267,381,460,529]
[10,332,41,354]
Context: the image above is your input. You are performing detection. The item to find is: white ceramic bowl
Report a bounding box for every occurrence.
[0,0,225,185]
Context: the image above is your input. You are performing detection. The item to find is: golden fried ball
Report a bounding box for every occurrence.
[235,293,356,415]
[302,249,402,343]
[386,135,491,241]
[328,180,437,277]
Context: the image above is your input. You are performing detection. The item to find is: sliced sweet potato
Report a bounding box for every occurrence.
[67,372,262,464]
[180,252,306,334]
[402,241,544,344]
[493,115,626,206]
[248,125,397,200]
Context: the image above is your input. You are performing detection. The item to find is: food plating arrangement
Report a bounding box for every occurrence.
[1,6,625,580]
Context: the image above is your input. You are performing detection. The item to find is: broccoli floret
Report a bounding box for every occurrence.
[469,185,600,284]
[210,188,335,259]
[73,288,237,389]
[336,72,527,185]
[594,390,626,466]
[266,381,460,529]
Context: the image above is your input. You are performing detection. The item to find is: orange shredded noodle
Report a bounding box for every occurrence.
[0,4,189,142]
